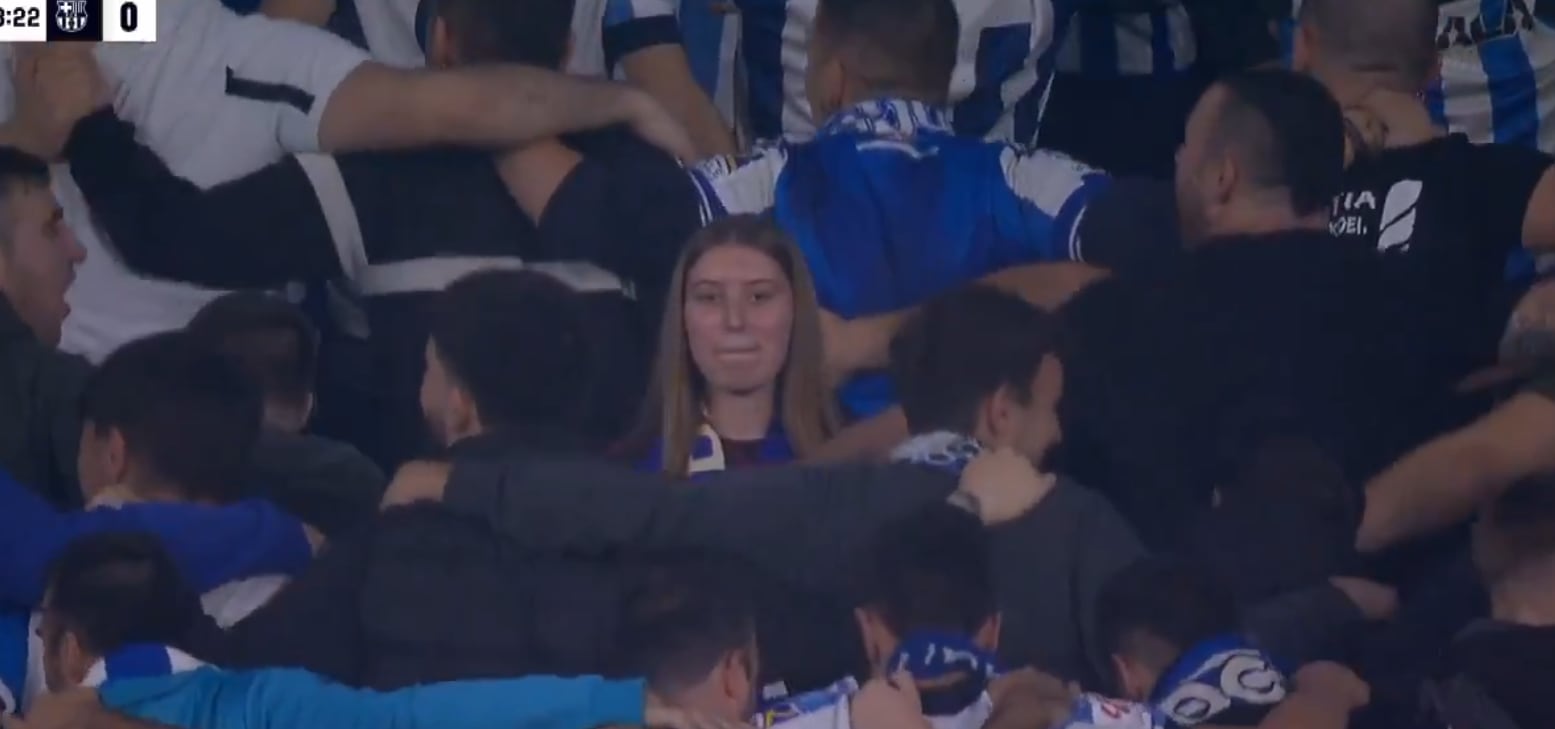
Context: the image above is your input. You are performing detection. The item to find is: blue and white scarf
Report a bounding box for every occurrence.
[643,422,796,478]
[1149,635,1287,728]
[890,432,986,475]
[80,644,206,688]
[1056,694,1167,729]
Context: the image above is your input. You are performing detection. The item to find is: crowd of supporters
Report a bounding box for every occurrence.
[0,0,1550,728]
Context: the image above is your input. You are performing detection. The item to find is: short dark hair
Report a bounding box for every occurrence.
[609,553,760,696]
[429,269,594,434]
[43,532,202,657]
[813,0,958,104]
[1474,474,1555,582]
[1299,0,1437,90]
[1210,69,1346,217]
[1096,558,1239,679]
[81,331,264,502]
[438,0,574,68]
[856,503,995,636]
[890,285,1058,435]
[186,292,318,412]
[0,146,50,249]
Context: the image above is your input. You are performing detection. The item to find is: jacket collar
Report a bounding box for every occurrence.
[816,98,953,139]
[0,295,34,345]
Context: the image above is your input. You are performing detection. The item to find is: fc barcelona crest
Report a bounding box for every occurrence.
[54,0,89,33]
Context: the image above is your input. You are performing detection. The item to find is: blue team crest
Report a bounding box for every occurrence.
[54,0,89,33]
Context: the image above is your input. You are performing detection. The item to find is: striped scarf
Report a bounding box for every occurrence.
[81,644,206,688]
[642,422,795,477]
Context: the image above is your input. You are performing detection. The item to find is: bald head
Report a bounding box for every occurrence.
[1299,0,1438,90]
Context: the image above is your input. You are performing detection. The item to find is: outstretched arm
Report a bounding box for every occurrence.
[319,63,695,160]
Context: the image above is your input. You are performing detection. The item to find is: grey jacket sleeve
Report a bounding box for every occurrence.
[442,457,957,591]
[991,478,1146,684]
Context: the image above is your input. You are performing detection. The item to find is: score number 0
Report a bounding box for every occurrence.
[103,0,156,42]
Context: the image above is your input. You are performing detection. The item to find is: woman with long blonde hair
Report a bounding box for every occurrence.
[625,214,840,478]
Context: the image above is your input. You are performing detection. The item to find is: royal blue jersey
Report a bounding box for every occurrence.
[689,98,1108,416]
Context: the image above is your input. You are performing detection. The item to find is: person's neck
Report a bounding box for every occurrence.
[1199,200,1329,244]
[706,388,776,442]
[1315,67,1442,148]
[1490,561,1555,627]
[93,478,192,507]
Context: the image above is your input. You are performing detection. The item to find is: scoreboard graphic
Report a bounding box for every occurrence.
[0,0,156,42]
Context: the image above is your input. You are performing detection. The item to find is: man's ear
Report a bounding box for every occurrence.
[447,385,480,439]
[104,426,131,487]
[975,612,1002,654]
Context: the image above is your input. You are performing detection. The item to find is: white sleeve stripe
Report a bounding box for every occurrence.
[293,154,369,281]
[1069,205,1087,261]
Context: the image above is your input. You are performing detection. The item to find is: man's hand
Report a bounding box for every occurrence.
[984,668,1081,729]
[5,688,101,729]
[1293,662,1371,711]
[955,447,1058,525]
[10,43,110,159]
[380,461,452,509]
[1328,577,1399,622]
[641,706,748,729]
[621,88,697,162]
[851,673,931,729]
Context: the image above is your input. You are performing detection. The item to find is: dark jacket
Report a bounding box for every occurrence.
[0,297,89,508]
[211,432,633,688]
[1057,231,1407,556]
[440,457,1146,686]
[247,429,386,538]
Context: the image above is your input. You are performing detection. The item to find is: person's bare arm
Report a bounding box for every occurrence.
[259,0,335,24]
[1357,390,1555,552]
[820,262,1107,382]
[620,45,736,159]
[806,407,909,464]
[1523,167,1555,252]
[317,64,695,159]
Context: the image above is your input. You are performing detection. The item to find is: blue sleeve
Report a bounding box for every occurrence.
[0,610,26,714]
[102,668,647,729]
[0,471,312,606]
[1000,147,1111,261]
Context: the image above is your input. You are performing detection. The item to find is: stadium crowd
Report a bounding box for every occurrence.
[0,0,1550,727]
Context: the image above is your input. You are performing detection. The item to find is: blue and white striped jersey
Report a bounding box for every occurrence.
[1054,2,1197,78]
[733,0,1071,143]
[1288,0,1555,152]
[603,0,743,130]
[689,98,1108,416]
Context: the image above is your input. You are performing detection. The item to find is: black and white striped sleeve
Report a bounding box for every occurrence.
[63,109,348,288]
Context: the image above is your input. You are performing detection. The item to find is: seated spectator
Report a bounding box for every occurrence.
[1096,559,1288,728]
[10,536,690,729]
[420,270,595,457]
[76,330,290,626]
[186,293,385,537]
[625,215,839,477]
[1418,475,1555,729]
[35,533,206,692]
[210,270,632,689]
[887,286,1063,473]
[0,146,89,509]
[848,504,1000,727]
[608,554,762,723]
[606,551,926,729]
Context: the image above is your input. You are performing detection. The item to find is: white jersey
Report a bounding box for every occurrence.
[0,0,369,361]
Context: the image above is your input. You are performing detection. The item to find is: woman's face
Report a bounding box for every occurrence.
[683,244,795,396]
